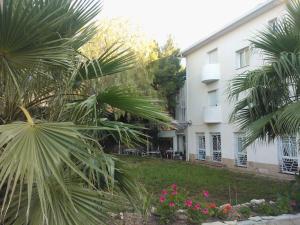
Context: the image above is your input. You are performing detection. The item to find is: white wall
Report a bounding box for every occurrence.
[185,3,286,166]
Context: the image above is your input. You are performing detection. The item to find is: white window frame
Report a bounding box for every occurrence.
[208,48,218,64]
[236,47,250,69]
[211,132,222,162]
[234,133,247,167]
[197,133,206,160]
[278,136,299,174]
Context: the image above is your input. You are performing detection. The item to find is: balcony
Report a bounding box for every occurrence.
[201,64,221,84]
[203,106,222,123]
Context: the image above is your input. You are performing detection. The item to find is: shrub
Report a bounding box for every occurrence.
[217,203,240,221]
[185,191,218,224]
[156,185,219,224]
[156,184,185,224]
[238,206,251,218]
[252,195,292,216]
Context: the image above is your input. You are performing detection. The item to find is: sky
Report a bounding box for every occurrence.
[101,0,267,50]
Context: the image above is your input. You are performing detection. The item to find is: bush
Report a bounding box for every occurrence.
[217,203,240,221]
[156,184,185,224]
[156,184,298,224]
[156,185,226,224]
[185,192,219,224]
[238,206,251,218]
[252,195,292,216]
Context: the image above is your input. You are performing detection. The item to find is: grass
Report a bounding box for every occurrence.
[117,156,290,205]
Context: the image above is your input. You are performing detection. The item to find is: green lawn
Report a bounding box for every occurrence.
[117,156,290,205]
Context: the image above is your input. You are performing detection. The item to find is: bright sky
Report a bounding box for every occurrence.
[101,0,267,50]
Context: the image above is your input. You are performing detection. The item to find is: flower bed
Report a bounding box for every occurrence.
[154,184,300,225]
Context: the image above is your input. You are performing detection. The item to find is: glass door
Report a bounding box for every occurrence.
[211,133,222,162]
[235,133,247,167]
[197,134,206,160]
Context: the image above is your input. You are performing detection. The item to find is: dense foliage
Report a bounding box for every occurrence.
[151,37,186,117]
[82,18,160,98]
[0,0,170,224]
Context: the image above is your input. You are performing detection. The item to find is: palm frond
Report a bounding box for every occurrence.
[0,0,101,77]
[74,44,135,82]
[5,173,119,225]
[0,114,113,222]
[229,0,300,146]
[277,101,300,135]
[96,87,171,124]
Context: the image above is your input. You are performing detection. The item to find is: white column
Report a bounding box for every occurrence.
[173,135,178,152]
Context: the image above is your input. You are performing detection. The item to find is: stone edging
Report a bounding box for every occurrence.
[202,213,300,225]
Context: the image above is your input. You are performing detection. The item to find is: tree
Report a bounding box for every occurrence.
[0,0,169,224]
[228,0,300,147]
[82,18,160,98]
[151,37,186,117]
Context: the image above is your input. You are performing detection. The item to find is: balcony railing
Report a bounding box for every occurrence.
[203,106,222,123]
[201,64,221,84]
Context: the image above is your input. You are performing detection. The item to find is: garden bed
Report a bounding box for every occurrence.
[115,156,300,224]
[116,182,300,225]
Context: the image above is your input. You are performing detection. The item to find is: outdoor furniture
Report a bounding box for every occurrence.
[166,149,174,159]
[124,148,139,156]
[148,150,161,157]
[173,152,182,160]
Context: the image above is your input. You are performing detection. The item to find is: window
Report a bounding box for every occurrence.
[235,133,247,167]
[211,133,221,162]
[268,18,278,31]
[279,136,299,174]
[197,134,206,160]
[208,90,218,106]
[208,49,218,64]
[236,47,250,69]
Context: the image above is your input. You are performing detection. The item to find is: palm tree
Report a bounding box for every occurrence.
[0,0,170,224]
[228,0,300,147]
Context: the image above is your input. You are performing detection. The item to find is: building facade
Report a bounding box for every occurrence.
[182,0,299,176]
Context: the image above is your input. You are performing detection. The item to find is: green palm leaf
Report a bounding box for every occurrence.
[0,109,112,223]
[75,44,135,82]
[96,87,170,123]
[229,0,300,147]
[5,174,119,225]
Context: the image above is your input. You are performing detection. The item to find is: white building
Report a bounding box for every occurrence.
[181,0,299,176]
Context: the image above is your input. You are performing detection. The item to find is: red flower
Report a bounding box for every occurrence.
[184,199,193,208]
[194,203,201,210]
[208,203,217,209]
[169,202,175,207]
[161,189,168,195]
[159,196,166,203]
[203,190,209,198]
[171,184,177,190]
[202,208,209,215]
[223,203,232,214]
[171,190,178,195]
